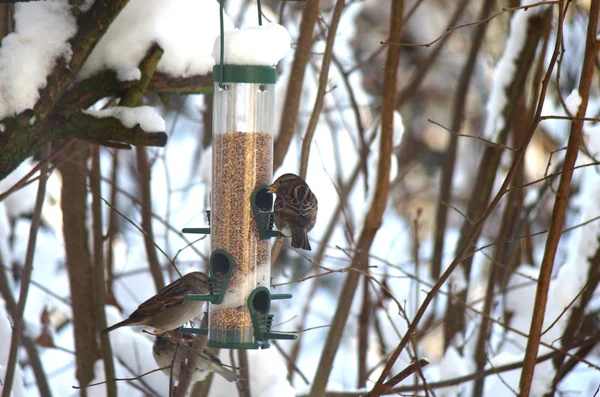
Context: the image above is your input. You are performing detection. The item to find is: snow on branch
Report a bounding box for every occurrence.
[83,106,165,133]
[483,1,553,142]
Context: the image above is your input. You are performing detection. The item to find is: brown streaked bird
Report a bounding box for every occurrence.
[153,334,241,383]
[267,173,318,251]
[101,272,209,335]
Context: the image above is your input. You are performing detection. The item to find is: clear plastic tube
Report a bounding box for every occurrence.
[209,81,274,348]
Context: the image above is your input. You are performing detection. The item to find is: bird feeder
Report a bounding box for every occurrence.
[182,1,296,349]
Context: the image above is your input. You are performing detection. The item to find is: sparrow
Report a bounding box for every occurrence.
[152,334,241,383]
[102,272,209,334]
[267,173,318,251]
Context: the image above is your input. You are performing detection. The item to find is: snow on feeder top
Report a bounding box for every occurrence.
[186,21,293,349]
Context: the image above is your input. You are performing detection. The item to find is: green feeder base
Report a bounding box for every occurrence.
[180,327,208,336]
[251,185,282,240]
[208,329,266,349]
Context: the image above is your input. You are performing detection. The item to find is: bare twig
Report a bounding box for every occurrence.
[367,1,564,393]
[122,43,166,292]
[299,0,345,179]
[173,333,209,397]
[2,144,49,397]
[0,253,52,397]
[381,1,559,48]
[307,1,403,395]
[518,1,598,394]
[430,0,495,280]
[91,146,117,397]
[273,0,320,171]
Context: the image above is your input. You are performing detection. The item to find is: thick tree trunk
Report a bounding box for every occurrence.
[58,141,100,391]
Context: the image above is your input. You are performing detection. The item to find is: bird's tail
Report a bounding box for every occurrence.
[101,319,133,335]
[216,367,243,383]
[291,230,311,251]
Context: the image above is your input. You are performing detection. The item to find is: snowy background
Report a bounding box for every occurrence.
[1,0,600,396]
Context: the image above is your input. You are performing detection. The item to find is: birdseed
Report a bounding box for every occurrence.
[210,131,272,339]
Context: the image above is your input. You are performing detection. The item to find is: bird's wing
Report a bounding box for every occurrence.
[291,184,318,224]
[133,279,191,317]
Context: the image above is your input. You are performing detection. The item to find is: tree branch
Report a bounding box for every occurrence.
[91,146,117,397]
[307,1,403,395]
[298,0,344,179]
[2,145,49,397]
[518,1,599,394]
[273,0,320,171]
[367,1,564,394]
[122,43,167,291]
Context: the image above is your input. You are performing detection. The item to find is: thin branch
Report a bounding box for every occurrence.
[72,367,169,390]
[366,1,564,393]
[381,1,559,48]
[91,146,117,397]
[122,43,166,291]
[395,0,470,107]
[298,0,345,179]
[2,144,49,397]
[0,253,52,397]
[173,333,209,397]
[518,1,598,394]
[428,119,516,151]
[307,0,403,395]
[273,0,320,171]
[430,0,495,280]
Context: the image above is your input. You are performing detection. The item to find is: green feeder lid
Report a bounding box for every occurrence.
[213,64,276,84]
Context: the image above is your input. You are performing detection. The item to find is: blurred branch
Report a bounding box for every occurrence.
[430,0,494,280]
[368,2,564,394]
[272,340,310,385]
[148,73,213,95]
[273,0,320,171]
[443,8,550,351]
[91,146,117,397]
[173,334,209,397]
[123,43,167,292]
[0,265,52,397]
[395,0,469,108]
[190,372,214,397]
[358,275,371,388]
[1,144,48,397]
[236,350,251,397]
[284,162,362,384]
[472,95,531,397]
[518,1,599,394]
[57,71,212,115]
[382,1,559,48]
[548,244,600,392]
[0,146,51,397]
[330,54,369,194]
[298,0,345,179]
[58,141,100,392]
[51,111,167,146]
[72,367,169,391]
[309,337,599,396]
[308,0,403,395]
[106,151,120,305]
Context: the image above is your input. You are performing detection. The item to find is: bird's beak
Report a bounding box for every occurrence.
[266,184,277,194]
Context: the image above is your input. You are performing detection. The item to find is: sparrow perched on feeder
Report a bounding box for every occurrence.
[101,272,209,335]
[267,173,318,251]
[152,334,241,383]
